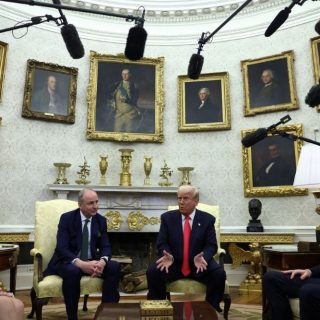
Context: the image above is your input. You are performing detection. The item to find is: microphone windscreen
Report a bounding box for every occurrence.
[125,26,147,61]
[187,54,204,80]
[61,24,84,59]
[264,8,290,37]
[315,20,320,35]
[241,128,268,148]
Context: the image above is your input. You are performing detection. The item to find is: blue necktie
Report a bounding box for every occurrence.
[80,219,89,260]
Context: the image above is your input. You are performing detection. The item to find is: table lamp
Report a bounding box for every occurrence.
[293,143,320,243]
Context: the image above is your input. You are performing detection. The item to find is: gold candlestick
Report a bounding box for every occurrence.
[53,163,71,184]
[99,155,108,185]
[178,167,194,186]
[144,156,152,185]
[119,149,134,186]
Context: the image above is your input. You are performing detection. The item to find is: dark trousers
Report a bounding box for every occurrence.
[56,260,121,320]
[263,270,320,320]
[146,260,226,310]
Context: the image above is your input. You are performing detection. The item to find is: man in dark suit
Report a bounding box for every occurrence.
[186,87,223,124]
[44,188,120,320]
[146,185,226,312]
[264,267,320,319]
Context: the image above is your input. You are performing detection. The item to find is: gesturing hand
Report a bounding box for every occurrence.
[156,250,174,273]
[194,252,208,273]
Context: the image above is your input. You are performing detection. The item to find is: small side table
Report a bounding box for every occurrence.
[0,244,19,294]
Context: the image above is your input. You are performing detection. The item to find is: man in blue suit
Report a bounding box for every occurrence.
[44,188,120,320]
[146,185,226,312]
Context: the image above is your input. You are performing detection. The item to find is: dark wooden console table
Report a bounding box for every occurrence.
[261,247,320,320]
[0,244,19,294]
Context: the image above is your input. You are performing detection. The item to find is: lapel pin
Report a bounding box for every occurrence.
[198,222,201,226]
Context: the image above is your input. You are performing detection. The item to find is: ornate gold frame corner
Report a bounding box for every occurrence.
[0,40,8,102]
[241,51,298,117]
[177,72,231,132]
[22,59,78,123]
[86,51,164,143]
[241,124,307,197]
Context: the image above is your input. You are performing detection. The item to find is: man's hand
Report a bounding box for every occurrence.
[283,269,312,280]
[74,259,104,276]
[156,250,174,273]
[194,252,208,273]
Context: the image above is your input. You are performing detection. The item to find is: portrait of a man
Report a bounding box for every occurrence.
[242,51,298,116]
[251,136,296,188]
[95,62,155,134]
[31,71,69,116]
[22,60,78,124]
[185,82,223,125]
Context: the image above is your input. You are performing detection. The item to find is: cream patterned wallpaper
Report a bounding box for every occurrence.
[0,4,320,229]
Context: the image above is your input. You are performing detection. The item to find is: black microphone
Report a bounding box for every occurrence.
[124,25,147,61]
[61,24,85,59]
[305,84,320,108]
[315,20,320,35]
[187,54,204,80]
[241,128,268,148]
[265,7,291,37]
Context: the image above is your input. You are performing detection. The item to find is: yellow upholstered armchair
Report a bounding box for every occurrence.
[27,199,103,320]
[166,203,231,320]
[289,298,300,319]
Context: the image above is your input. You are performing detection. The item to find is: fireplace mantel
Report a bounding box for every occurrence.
[48,184,178,232]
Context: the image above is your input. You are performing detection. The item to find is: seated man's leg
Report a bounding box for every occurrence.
[0,296,24,320]
[196,261,226,311]
[299,281,320,320]
[56,263,82,320]
[263,270,301,320]
[101,260,121,303]
[146,262,181,300]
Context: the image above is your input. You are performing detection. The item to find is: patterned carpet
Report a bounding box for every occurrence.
[24,302,262,319]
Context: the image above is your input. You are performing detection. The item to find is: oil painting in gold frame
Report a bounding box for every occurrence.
[311,36,320,83]
[0,41,8,102]
[241,124,307,197]
[177,72,231,132]
[86,51,164,143]
[22,59,78,124]
[241,51,298,117]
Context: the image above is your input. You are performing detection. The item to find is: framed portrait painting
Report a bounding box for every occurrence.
[177,72,231,132]
[86,51,164,143]
[311,36,320,83]
[22,59,78,123]
[241,124,307,197]
[241,51,298,117]
[0,40,8,102]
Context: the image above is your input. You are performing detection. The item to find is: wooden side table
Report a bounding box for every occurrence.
[0,244,19,294]
[220,232,295,294]
[261,247,320,320]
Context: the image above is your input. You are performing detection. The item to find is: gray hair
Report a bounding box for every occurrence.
[177,185,199,201]
[198,87,210,96]
[78,188,96,203]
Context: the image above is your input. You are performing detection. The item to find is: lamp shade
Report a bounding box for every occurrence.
[293,144,320,189]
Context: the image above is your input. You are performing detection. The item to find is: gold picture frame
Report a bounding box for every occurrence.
[177,72,231,132]
[241,51,298,117]
[241,124,307,197]
[311,36,320,83]
[0,41,8,102]
[86,51,164,143]
[22,59,78,124]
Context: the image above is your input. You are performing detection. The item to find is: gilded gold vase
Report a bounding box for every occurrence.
[144,157,152,185]
[99,155,108,185]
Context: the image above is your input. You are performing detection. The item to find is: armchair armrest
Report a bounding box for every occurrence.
[213,247,226,267]
[30,248,44,282]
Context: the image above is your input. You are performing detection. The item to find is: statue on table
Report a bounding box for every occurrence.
[247,198,264,232]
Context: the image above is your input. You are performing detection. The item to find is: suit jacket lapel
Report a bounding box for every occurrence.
[75,209,82,252]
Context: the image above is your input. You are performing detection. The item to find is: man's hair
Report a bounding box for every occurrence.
[178,185,199,201]
[198,87,210,96]
[78,188,96,203]
[261,69,274,80]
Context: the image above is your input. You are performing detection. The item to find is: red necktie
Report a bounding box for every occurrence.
[181,215,191,276]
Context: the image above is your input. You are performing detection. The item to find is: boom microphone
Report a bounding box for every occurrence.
[265,7,291,37]
[124,25,147,61]
[241,128,268,148]
[61,24,85,59]
[187,54,204,80]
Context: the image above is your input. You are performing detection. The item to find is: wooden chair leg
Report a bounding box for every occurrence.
[35,297,49,320]
[27,287,36,319]
[83,294,89,311]
[223,293,231,320]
